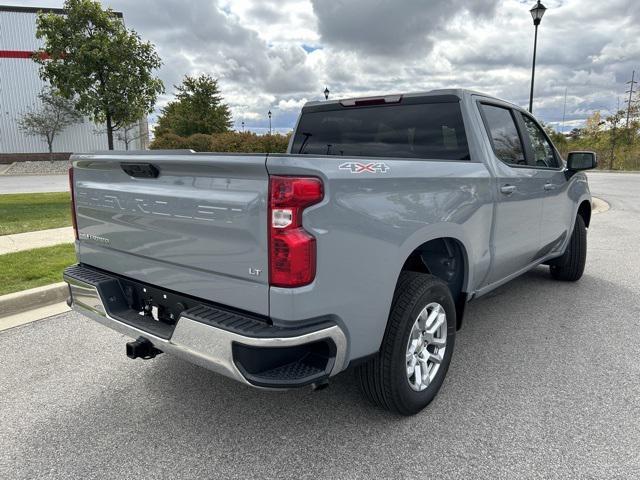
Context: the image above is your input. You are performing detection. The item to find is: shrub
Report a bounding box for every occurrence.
[186,133,213,152]
[210,131,291,153]
[211,131,255,152]
[149,133,189,150]
[260,133,291,153]
[150,130,293,153]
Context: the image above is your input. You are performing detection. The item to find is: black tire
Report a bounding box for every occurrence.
[356,272,456,415]
[550,215,587,281]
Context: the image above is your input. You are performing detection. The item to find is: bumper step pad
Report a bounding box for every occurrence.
[183,304,334,338]
[257,359,325,381]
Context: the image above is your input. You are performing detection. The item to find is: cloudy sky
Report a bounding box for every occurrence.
[12,0,640,134]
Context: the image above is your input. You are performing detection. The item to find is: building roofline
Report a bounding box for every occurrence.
[0,5,123,17]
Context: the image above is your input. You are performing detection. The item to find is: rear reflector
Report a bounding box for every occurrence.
[68,166,79,240]
[269,176,323,288]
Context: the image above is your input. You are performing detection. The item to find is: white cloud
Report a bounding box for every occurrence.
[278,98,308,111]
[10,0,640,131]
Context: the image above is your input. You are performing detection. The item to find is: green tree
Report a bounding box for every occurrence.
[17,86,82,160]
[626,92,640,145]
[155,74,232,137]
[34,0,164,150]
[568,128,583,140]
[542,122,568,158]
[605,109,625,170]
[584,111,604,141]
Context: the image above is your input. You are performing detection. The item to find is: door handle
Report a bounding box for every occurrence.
[544,183,557,191]
[500,185,516,195]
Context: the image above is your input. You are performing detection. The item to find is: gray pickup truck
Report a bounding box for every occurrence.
[63,89,596,415]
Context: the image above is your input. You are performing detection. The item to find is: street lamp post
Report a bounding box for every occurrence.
[268,110,272,135]
[528,1,547,113]
[324,86,330,100]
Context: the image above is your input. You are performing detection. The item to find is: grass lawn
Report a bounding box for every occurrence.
[0,192,72,236]
[0,244,76,296]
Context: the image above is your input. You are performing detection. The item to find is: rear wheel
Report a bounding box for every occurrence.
[550,215,587,281]
[356,272,456,415]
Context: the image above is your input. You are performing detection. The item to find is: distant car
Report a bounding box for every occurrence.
[64,89,596,415]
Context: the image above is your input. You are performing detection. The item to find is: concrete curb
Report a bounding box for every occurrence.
[592,197,610,215]
[0,282,69,319]
[0,302,70,332]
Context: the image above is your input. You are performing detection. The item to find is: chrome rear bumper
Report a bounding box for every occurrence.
[64,266,347,388]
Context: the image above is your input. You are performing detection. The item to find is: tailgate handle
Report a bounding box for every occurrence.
[121,163,159,178]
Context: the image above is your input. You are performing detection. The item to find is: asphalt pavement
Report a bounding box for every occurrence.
[1,172,639,479]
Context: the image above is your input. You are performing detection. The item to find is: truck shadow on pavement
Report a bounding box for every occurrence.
[133,264,636,425]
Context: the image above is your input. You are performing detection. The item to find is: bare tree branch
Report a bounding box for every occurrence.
[17,86,82,161]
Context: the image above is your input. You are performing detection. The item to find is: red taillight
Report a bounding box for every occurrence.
[269,176,323,287]
[68,167,79,240]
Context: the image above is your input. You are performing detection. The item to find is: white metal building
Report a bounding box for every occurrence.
[0,5,148,155]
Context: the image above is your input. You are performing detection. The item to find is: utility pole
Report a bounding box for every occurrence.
[610,97,621,170]
[625,70,637,129]
[561,87,568,134]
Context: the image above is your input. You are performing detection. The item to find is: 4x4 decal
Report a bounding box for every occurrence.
[339,162,390,174]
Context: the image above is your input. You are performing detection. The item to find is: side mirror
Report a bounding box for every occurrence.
[567,151,597,171]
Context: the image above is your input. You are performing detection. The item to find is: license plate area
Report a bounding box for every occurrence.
[117,277,199,326]
[66,264,272,341]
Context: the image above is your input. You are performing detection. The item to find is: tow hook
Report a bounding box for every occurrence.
[126,336,163,360]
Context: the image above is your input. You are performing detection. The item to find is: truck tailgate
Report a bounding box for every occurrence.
[72,153,270,316]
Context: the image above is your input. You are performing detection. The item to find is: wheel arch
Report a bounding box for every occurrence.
[577,199,591,228]
[397,236,470,330]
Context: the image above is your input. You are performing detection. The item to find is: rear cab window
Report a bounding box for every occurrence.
[479,103,529,167]
[291,98,470,161]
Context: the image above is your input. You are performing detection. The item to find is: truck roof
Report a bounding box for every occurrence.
[303,88,521,111]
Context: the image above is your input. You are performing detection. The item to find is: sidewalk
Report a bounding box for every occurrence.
[0,226,74,255]
[0,174,69,194]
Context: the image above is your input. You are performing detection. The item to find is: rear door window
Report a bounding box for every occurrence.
[480,104,528,167]
[291,102,470,160]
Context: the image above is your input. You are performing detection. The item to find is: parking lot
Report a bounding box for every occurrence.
[1,172,639,479]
